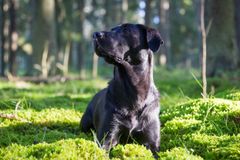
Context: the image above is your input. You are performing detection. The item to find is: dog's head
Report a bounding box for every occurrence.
[93,23,163,64]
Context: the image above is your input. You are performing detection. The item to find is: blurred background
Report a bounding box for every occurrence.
[0,0,240,79]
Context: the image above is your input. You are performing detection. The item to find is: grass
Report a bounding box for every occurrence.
[0,67,240,159]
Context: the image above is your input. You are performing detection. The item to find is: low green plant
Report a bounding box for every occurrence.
[161,98,240,159]
[159,147,203,160]
[1,68,240,159]
[0,138,108,160]
[110,144,154,159]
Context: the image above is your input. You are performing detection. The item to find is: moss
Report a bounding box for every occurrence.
[161,98,240,135]
[0,68,240,159]
[0,139,108,160]
[161,98,240,159]
[163,118,201,134]
[110,144,154,159]
[189,133,240,159]
[159,147,203,160]
[217,89,240,101]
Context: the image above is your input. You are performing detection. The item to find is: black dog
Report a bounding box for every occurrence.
[80,23,163,156]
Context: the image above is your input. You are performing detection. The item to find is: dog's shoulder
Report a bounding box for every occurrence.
[93,88,107,100]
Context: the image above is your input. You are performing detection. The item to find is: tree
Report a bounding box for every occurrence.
[104,0,112,29]
[205,0,236,76]
[111,0,122,25]
[0,0,5,76]
[234,0,240,67]
[55,0,74,76]
[32,0,57,76]
[55,0,73,58]
[145,0,152,26]
[121,0,128,23]
[158,0,171,66]
[72,0,85,78]
[200,0,207,98]
[8,0,18,75]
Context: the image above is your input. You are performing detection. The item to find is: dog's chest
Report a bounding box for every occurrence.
[128,115,139,131]
[116,110,147,132]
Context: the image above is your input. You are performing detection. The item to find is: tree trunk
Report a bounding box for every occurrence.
[78,0,85,78]
[73,0,85,78]
[92,52,98,78]
[111,0,121,25]
[200,0,207,98]
[205,0,236,76]
[56,0,73,63]
[234,0,240,67]
[32,0,57,76]
[195,0,202,69]
[158,0,171,67]
[121,0,128,23]
[8,0,18,75]
[55,0,63,58]
[145,0,152,26]
[104,0,112,29]
[24,0,34,76]
[0,0,5,76]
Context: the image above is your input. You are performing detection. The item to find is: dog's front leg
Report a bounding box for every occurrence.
[143,119,160,158]
[99,129,118,151]
[101,134,118,151]
[97,124,120,151]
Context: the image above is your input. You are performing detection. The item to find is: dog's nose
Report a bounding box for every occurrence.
[93,32,104,39]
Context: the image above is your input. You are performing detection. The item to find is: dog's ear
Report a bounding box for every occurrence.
[145,27,163,52]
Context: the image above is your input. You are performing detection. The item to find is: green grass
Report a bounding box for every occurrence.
[0,68,240,159]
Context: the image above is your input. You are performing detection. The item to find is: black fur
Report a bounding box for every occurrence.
[80,23,163,157]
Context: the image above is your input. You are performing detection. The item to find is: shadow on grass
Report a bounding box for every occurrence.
[0,81,101,97]
[0,121,93,147]
[0,93,91,112]
[28,96,91,111]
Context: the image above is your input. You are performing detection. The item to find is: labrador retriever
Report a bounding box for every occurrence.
[80,23,163,157]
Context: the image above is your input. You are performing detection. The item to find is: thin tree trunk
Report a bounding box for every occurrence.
[0,0,5,76]
[92,52,98,78]
[104,0,112,29]
[195,0,202,69]
[25,0,34,76]
[145,0,152,26]
[200,0,207,98]
[158,0,171,67]
[110,0,121,25]
[56,0,73,65]
[121,0,128,23]
[32,0,57,76]
[1,0,9,76]
[55,0,63,58]
[76,0,85,78]
[234,0,240,67]
[9,0,18,75]
[90,0,99,77]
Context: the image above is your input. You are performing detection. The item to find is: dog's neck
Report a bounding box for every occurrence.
[108,49,154,109]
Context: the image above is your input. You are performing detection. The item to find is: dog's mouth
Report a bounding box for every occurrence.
[93,39,110,57]
[93,39,123,64]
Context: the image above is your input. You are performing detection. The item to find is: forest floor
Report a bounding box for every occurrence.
[0,68,240,160]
